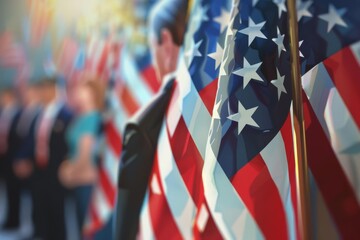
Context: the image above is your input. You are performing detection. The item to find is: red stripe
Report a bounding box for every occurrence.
[323,47,360,129]
[99,164,116,207]
[166,116,203,205]
[280,114,300,240]
[303,95,360,239]
[117,83,140,116]
[193,199,223,240]
[105,120,122,157]
[148,153,183,240]
[231,154,288,240]
[198,79,219,114]
[166,83,223,238]
[97,42,110,76]
[84,204,102,236]
[141,65,160,93]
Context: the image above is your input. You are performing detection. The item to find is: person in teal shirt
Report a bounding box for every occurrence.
[59,79,106,235]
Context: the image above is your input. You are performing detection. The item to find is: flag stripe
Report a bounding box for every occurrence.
[231,154,288,240]
[148,154,183,240]
[139,192,155,240]
[303,97,360,240]
[302,57,360,203]
[156,124,196,239]
[99,164,116,207]
[323,47,360,130]
[117,83,140,117]
[260,127,297,240]
[105,121,122,157]
[140,66,160,93]
[198,78,218,114]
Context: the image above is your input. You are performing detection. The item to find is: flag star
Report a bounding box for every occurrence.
[272,28,286,57]
[196,5,209,22]
[239,18,267,46]
[233,58,264,89]
[297,1,313,21]
[208,43,224,70]
[274,0,287,18]
[318,4,347,32]
[227,101,260,135]
[271,68,287,100]
[185,40,202,66]
[299,40,304,57]
[253,0,259,7]
[215,9,231,33]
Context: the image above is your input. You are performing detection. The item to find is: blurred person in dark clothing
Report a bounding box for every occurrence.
[16,76,73,240]
[59,78,105,233]
[0,82,22,230]
[14,83,42,180]
[115,1,188,239]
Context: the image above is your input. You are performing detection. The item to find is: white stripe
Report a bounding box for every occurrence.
[120,48,153,106]
[175,57,213,159]
[109,90,128,132]
[260,131,297,240]
[157,123,196,240]
[94,187,112,221]
[104,147,119,186]
[302,59,360,203]
[139,192,155,240]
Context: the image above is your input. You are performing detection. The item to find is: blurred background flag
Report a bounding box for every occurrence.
[83,2,160,237]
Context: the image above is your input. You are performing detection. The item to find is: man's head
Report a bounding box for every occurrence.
[22,84,41,107]
[148,0,188,81]
[38,77,58,105]
[0,88,17,108]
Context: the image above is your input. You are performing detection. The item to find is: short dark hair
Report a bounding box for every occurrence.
[149,0,188,46]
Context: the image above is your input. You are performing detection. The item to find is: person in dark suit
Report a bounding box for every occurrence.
[14,84,42,182]
[16,76,73,240]
[0,86,22,230]
[115,1,188,239]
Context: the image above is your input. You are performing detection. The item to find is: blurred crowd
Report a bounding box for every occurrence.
[0,75,107,239]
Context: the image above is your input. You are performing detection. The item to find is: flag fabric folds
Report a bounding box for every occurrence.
[139,0,360,239]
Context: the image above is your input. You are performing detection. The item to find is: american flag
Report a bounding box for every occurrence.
[204,0,360,239]
[138,0,233,239]
[27,0,53,47]
[0,32,29,88]
[56,37,78,82]
[297,0,360,238]
[84,45,159,236]
[140,0,360,239]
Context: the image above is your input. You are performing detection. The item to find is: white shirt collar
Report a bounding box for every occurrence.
[43,99,62,119]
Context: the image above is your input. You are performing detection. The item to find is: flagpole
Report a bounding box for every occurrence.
[286,0,311,239]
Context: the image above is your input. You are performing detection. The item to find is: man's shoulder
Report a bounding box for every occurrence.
[127,79,174,133]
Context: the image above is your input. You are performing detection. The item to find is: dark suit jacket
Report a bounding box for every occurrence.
[115,78,175,240]
[18,104,73,190]
[0,107,22,178]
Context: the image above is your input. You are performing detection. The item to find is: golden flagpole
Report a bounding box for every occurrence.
[286,0,311,239]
